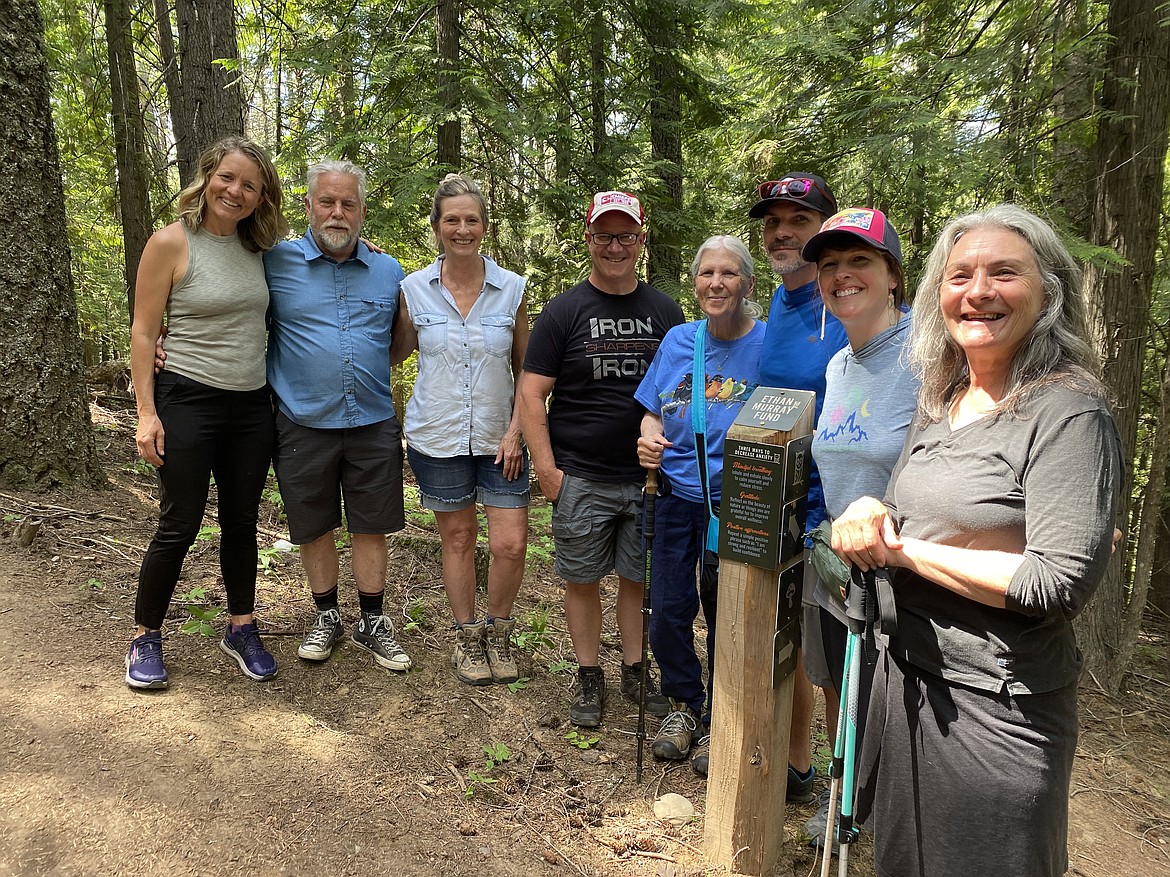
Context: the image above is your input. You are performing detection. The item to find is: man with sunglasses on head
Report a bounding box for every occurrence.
[745,174,848,810]
[518,191,684,728]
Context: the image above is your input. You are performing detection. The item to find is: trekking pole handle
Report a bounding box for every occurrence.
[644,469,658,540]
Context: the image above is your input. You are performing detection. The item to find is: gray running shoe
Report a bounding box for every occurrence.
[297,608,343,661]
[352,612,412,671]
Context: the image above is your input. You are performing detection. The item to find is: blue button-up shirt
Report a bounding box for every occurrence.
[265,230,404,429]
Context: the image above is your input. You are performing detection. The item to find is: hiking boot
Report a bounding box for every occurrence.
[352,612,412,671]
[297,608,343,661]
[452,620,492,686]
[220,623,278,681]
[125,630,168,690]
[485,617,519,684]
[651,701,699,760]
[691,733,710,777]
[620,661,670,717]
[787,764,817,804]
[804,789,841,855]
[570,666,605,727]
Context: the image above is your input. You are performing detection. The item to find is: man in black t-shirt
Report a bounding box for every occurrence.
[518,191,684,727]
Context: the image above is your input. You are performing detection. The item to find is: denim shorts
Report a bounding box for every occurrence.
[406,447,530,511]
[551,473,643,584]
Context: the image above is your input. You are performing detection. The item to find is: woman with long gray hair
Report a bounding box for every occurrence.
[831,205,1123,877]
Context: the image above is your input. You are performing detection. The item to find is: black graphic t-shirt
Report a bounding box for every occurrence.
[524,280,684,482]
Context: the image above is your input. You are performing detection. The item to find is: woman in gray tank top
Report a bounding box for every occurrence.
[125,136,289,691]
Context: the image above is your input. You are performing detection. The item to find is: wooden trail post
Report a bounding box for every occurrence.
[703,387,815,876]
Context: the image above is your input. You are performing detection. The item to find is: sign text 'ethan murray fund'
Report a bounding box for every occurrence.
[587,317,657,379]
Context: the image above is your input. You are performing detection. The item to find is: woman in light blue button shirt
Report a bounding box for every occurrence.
[394,174,530,687]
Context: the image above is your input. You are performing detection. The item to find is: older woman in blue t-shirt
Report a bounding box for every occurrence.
[635,235,765,768]
[395,174,529,688]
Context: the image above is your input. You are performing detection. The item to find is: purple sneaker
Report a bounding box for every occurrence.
[220,622,278,681]
[125,630,169,690]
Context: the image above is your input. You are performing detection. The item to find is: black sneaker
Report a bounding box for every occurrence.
[352,612,412,671]
[570,666,605,727]
[651,700,699,760]
[620,661,670,717]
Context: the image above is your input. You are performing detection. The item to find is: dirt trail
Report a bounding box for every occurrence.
[0,410,1167,876]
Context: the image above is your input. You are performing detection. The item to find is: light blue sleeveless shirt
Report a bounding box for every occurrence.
[402,255,525,457]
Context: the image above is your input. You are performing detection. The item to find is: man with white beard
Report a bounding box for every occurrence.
[266,160,413,675]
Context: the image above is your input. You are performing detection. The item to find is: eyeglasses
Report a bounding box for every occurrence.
[587,232,641,247]
[757,177,831,202]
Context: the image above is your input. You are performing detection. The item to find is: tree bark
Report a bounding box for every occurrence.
[0,0,105,489]
[1078,0,1170,691]
[436,0,461,171]
[157,0,246,187]
[104,0,153,322]
[589,11,607,171]
[644,0,683,294]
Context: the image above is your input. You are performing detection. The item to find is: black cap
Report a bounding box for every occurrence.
[748,172,838,219]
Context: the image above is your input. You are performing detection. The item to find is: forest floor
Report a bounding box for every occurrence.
[0,402,1168,877]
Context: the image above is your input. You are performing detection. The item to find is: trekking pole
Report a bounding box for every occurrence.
[821,566,875,877]
[636,468,658,784]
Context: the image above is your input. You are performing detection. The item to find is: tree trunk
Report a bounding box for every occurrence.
[645,0,683,294]
[157,0,246,187]
[1078,0,1170,692]
[589,11,607,170]
[1049,0,1097,239]
[104,0,153,322]
[0,0,105,489]
[436,0,461,171]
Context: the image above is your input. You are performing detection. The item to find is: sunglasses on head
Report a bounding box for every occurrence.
[758,177,830,201]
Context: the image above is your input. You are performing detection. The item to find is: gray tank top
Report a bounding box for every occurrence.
[164,225,268,391]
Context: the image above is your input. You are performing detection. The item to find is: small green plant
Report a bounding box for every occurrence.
[194,525,220,543]
[262,472,285,520]
[126,458,155,477]
[256,545,282,574]
[465,742,511,799]
[84,577,104,591]
[547,658,577,675]
[526,504,556,564]
[174,586,224,637]
[565,730,601,750]
[506,676,529,693]
[482,742,511,765]
[402,599,429,632]
[513,606,555,653]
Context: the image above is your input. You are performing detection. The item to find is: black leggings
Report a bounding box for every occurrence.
[135,372,274,629]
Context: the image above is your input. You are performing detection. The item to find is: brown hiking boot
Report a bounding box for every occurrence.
[452,620,492,686]
[485,617,519,684]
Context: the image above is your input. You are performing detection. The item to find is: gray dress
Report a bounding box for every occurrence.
[860,383,1123,877]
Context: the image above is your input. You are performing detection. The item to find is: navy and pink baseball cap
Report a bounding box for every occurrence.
[802,207,903,266]
[586,191,645,226]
